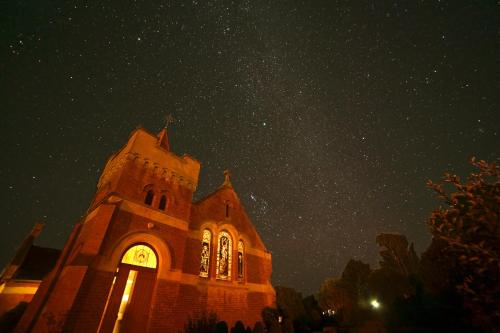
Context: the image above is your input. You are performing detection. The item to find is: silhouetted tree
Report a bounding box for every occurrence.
[376,233,419,276]
[230,321,245,333]
[261,307,280,330]
[342,259,371,304]
[275,286,305,323]
[318,278,354,313]
[215,321,228,333]
[427,157,500,330]
[368,267,413,307]
[420,237,458,295]
[268,321,281,333]
[302,295,322,330]
[282,317,295,333]
[251,321,265,333]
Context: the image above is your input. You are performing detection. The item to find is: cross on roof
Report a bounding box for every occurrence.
[164,114,175,129]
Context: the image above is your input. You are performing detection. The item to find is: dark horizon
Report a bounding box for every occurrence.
[1,1,498,295]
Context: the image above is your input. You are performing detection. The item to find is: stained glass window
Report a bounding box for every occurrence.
[216,231,232,280]
[199,229,211,277]
[237,240,244,280]
[121,244,157,269]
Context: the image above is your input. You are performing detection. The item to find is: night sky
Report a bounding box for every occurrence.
[1,1,498,295]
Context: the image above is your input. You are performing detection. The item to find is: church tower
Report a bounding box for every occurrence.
[14,127,274,333]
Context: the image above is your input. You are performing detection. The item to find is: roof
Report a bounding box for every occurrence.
[13,245,61,281]
[191,184,268,252]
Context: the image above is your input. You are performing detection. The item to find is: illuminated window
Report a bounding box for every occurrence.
[158,195,167,210]
[216,231,232,280]
[199,230,211,277]
[237,240,244,280]
[112,269,137,333]
[145,190,154,206]
[121,244,157,269]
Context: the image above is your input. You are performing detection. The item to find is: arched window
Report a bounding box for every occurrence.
[216,231,232,280]
[237,240,244,280]
[199,230,211,277]
[158,195,167,210]
[121,244,157,269]
[225,204,230,218]
[144,190,154,206]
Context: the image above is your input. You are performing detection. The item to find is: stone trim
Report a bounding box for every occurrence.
[115,196,189,231]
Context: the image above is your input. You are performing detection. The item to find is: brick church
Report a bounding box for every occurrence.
[3,127,275,332]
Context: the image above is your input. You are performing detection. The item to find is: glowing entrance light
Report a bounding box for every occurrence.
[98,244,158,333]
[113,270,138,333]
[121,244,157,268]
[370,299,380,309]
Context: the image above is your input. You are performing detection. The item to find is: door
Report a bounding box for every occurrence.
[99,244,158,333]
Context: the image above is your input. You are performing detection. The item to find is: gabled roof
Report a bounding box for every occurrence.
[190,173,267,252]
[13,246,61,280]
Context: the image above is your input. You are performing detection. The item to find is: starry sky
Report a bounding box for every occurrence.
[1,1,498,295]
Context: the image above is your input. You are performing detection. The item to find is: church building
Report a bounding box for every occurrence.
[7,127,275,332]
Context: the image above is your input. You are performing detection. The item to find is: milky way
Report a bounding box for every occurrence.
[1,1,498,294]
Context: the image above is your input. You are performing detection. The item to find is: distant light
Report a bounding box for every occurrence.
[322,309,335,316]
[371,299,380,309]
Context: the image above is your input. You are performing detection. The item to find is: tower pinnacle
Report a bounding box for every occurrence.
[222,169,233,188]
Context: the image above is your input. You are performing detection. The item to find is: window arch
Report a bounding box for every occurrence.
[158,195,167,210]
[237,240,244,280]
[121,244,157,269]
[216,231,232,280]
[199,229,211,277]
[144,190,154,206]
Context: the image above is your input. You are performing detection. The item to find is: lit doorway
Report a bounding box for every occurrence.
[99,244,158,333]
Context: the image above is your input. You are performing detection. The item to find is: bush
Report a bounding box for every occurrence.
[215,321,228,333]
[231,320,245,333]
[252,321,265,333]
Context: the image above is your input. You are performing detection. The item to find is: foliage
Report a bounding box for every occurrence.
[275,286,305,322]
[341,259,371,303]
[367,268,413,307]
[426,157,500,329]
[267,320,281,333]
[318,278,354,313]
[318,259,371,322]
[251,321,265,333]
[0,301,28,333]
[281,317,295,333]
[261,307,280,330]
[215,321,228,333]
[419,237,459,294]
[230,321,245,333]
[376,233,419,276]
[301,295,322,330]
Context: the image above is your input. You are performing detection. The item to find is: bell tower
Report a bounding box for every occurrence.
[90,127,200,220]
[15,127,201,333]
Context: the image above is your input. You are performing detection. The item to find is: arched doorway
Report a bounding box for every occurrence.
[99,244,158,333]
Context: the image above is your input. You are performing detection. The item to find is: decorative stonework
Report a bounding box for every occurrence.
[97,152,197,191]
